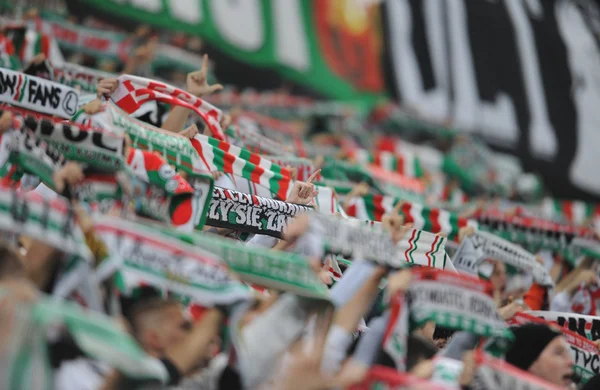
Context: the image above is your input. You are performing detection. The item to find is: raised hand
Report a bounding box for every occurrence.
[96,78,119,98]
[179,123,199,139]
[382,201,412,244]
[186,54,223,98]
[286,169,320,205]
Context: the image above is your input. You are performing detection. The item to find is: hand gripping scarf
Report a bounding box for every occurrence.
[309,213,448,269]
[408,269,512,339]
[93,215,250,306]
[508,312,600,383]
[0,68,79,119]
[52,62,118,94]
[206,187,312,238]
[110,74,225,140]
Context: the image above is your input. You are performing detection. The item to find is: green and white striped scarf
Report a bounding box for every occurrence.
[345,194,477,241]
[164,229,330,301]
[408,269,512,339]
[21,112,125,172]
[310,213,448,269]
[93,215,250,306]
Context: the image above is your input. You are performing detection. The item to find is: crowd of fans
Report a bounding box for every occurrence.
[1,4,600,390]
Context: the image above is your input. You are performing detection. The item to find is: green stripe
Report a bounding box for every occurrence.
[18,76,27,103]
[407,230,421,262]
[431,236,443,267]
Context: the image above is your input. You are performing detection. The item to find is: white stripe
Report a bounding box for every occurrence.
[404,150,416,177]
[572,201,587,224]
[381,195,396,215]
[408,203,425,230]
[23,30,38,65]
[438,209,453,237]
[380,152,395,172]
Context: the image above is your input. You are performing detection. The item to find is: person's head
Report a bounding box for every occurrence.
[505,324,573,387]
[128,298,191,357]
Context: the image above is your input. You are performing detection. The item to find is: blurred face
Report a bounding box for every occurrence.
[143,304,191,356]
[156,305,191,348]
[528,336,574,387]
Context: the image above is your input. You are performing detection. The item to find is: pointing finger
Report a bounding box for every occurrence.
[306,169,321,184]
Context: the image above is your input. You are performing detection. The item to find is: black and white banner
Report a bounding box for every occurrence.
[382,0,600,200]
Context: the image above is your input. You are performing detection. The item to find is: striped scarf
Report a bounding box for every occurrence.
[0,68,79,119]
[205,187,311,238]
[191,134,292,200]
[310,213,448,269]
[126,148,213,231]
[351,149,424,178]
[474,209,596,249]
[345,194,477,241]
[172,229,330,300]
[18,108,125,172]
[53,62,118,94]
[93,215,251,306]
[110,74,225,140]
[527,311,600,341]
[266,156,318,182]
[409,269,512,339]
[541,197,600,225]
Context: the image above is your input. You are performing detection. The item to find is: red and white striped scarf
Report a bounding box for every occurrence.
[110,74,225,140]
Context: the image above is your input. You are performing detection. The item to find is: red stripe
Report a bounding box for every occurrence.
[401,202,414,225]
[248,152,265,184]
[383,294,402,344]
[403,229,418,261]
[346,204,357,217]
[190,138,214,173]
[218,140,234,174]
[372,195,385,221]
[425,235,440,268]
[396,154,404,175]
[41,35,50,58]
[374,152,382,167]
[429,208,441,234]
[14,74,23,101]
[563,201,573,222]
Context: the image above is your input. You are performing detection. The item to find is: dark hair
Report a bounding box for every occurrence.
[0,241,24,280]
[126,296,180,338]
[406,335,438,371]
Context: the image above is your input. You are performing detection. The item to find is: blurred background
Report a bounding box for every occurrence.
[2,0,600,203]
